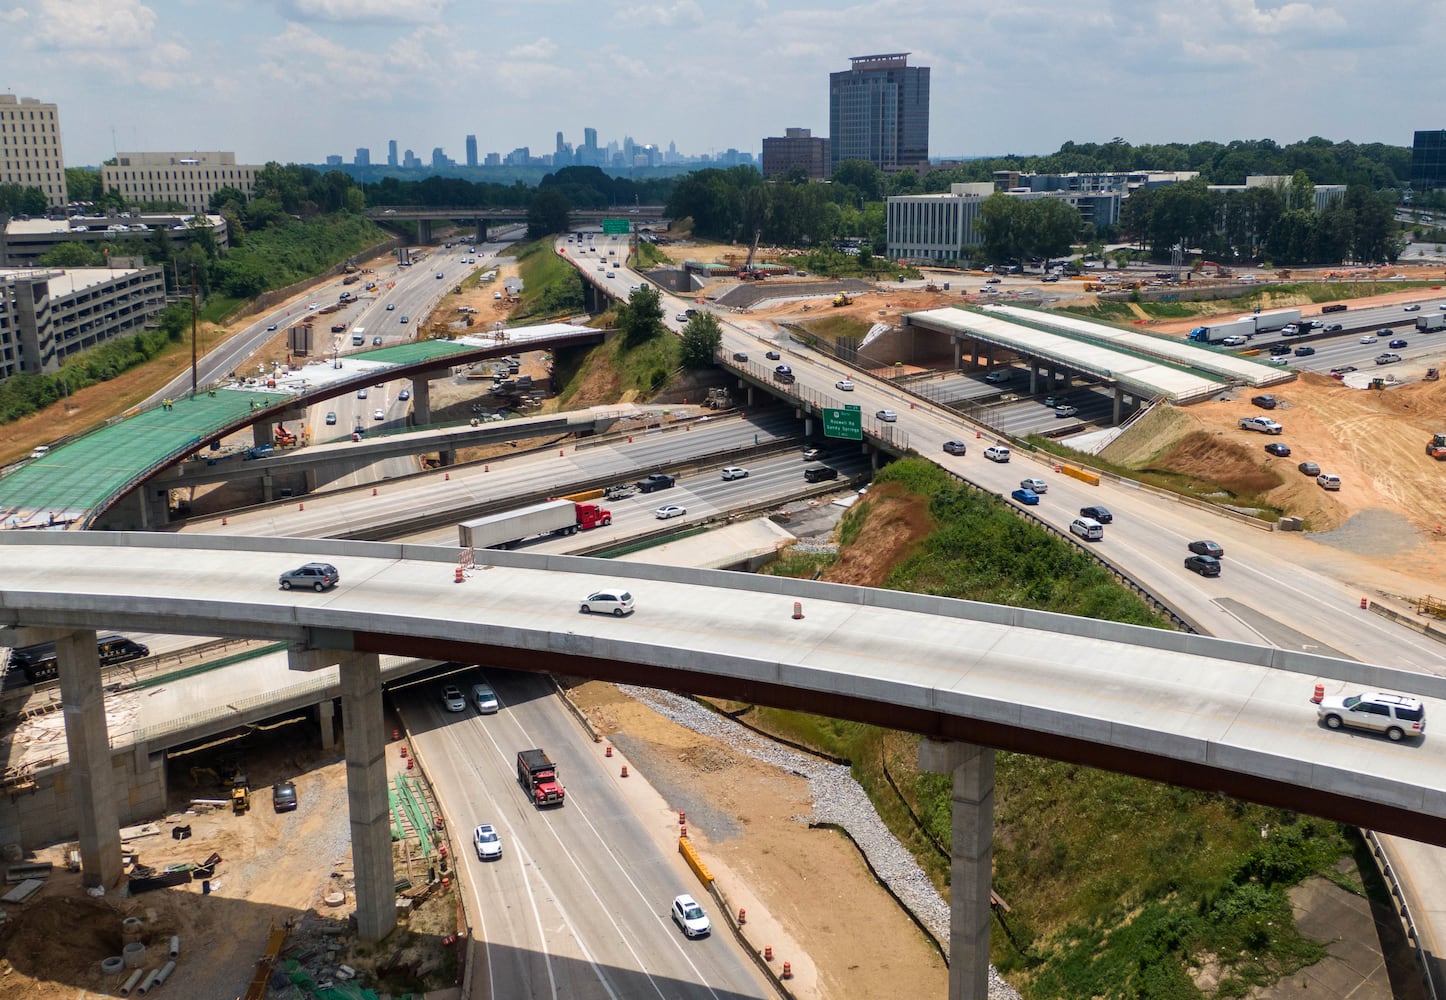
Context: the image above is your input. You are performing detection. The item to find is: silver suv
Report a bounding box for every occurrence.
[1317,691,1425,742]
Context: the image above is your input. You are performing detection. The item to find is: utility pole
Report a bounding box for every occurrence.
[189,262,199,398]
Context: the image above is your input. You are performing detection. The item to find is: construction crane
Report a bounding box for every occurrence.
[739,230,763,279]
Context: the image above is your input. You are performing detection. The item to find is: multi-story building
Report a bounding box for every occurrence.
[0,265,167,380]
[829,53,929,175]
[0,213,229,268]
[387,139,399,168]
[465,135,478,168]
[0,95,68,208]
[354,147,370,167]
[886,183,1118,262]
[1205,174,1346,213]
[101,152,259,214]
[762,128,831,180]
[994,170,1199,194]
[1412,130,1446,191]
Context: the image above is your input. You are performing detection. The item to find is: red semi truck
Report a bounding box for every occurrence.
[457,499,611,549]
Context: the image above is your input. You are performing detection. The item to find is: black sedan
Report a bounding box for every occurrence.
[1079,505,1113,524]
[1265,442,1291,457]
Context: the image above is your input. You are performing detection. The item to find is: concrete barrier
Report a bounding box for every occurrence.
[678,837,714,887]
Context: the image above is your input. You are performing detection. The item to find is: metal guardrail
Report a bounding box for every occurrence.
[1367,832,1441,1000]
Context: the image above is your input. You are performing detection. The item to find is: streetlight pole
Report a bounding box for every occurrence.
[189,262,199,398]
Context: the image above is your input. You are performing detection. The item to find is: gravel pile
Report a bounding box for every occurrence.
[617,685,1022,1000]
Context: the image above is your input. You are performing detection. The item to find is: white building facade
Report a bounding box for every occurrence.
[0,95,68,208]
[101,152,259,214]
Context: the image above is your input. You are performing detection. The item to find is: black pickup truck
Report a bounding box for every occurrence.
[635,473,676,493]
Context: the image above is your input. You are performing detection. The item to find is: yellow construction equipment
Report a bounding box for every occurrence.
[231,785,250,815]
[832,293,853,307]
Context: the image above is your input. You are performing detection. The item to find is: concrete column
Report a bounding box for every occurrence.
[920,739,994,1000]
[318,699,336,750]
[339,653,395,943]
[253,422,271,447]
[953,337,962,372]
[1028,364,1039,395]
[411,380,431,424]
[437,449,455,467]
[1113,386,1124,424]
[57,629,123,889]
[418,219,432,244]
[260,473,274,504]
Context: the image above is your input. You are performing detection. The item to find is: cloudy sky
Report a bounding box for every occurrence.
[2,0,1438,168]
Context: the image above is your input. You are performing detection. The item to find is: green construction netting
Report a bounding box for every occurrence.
[0,390,277,516]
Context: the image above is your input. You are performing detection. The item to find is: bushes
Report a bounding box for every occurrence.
[0,304,188,424]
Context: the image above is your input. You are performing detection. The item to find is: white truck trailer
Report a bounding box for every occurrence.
[1187,318,1258,344]
[1247,309,1301,334]
[1416,313,1446,333]
[458,499,610,549]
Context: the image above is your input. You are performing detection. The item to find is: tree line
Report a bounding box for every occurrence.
[1119,173,1401,264]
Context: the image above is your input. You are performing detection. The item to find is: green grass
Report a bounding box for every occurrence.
[633,241,668,268]
[744,459,1351,998]
[1024,434,1286,522]
[511,238,585,321]
[549,316,680,405]
[800,314,873,344]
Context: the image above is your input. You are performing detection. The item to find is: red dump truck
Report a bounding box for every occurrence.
[517,749,565,807]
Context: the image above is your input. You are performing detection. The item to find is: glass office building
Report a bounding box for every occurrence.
[1411,130,1446,191]
[829,53,929,175]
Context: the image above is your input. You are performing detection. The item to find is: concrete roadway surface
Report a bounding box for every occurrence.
[178,410,805,539]
[394,671,772,1000]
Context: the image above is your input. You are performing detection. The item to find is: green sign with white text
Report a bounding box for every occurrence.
[822,407,862,440]
[602,219,630,235]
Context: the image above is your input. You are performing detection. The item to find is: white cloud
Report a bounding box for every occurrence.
[509,37,557,61]
[277,0,447,23]
[25,0,156,50]
[620,0,703,27]
[0,7,30,25]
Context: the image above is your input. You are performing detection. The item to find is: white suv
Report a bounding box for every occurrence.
[984,446,1011,463]
[1317,691,1425,742]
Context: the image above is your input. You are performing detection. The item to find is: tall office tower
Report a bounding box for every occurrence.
[828,53,929,175]
[388,139,398,167]
[431,147,448,168]
[583,127,599,166]
[465,134,478,167]
[403,149,418,168]
[0,95,68,207]
[354,147,371,167]
[1411,130,1446,191]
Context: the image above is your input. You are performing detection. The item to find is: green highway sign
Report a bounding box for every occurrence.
[822,407,862,440]
[602,218,630,234]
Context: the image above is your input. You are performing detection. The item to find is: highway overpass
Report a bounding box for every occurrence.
[4,531,1444,998]
[366,206,667,244]
[0,324,606,530]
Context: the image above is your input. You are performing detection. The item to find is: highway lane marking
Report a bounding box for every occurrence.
[465,680,737,1000]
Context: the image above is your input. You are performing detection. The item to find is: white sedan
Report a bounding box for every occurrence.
[835,379,855,391]
[1019,477,1048,494]
[654,504,687,519]
[373,409,385,421]
[876,409,898,422]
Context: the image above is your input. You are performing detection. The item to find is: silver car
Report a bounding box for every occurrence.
[278,563,339,592]
[1317,691,1425,742]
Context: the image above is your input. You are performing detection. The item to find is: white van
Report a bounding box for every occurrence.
[1069,517,1104,541]
[29,446,50,460]
[351,326,365,346]
[1316,473,1341,491]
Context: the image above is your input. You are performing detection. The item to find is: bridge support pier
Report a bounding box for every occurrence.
[411,380,431,425]
[338,653,395,943]
[290,648,395,943]
[318,698,336,750]
[57,629,123,889]
[417,219,432,245]
[1113,386,1124,425]
[953,337,962,372]
[919,738,994,1000]
[253,422,272,448]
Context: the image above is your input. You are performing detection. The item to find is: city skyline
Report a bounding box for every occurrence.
[3,0,1439,170]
